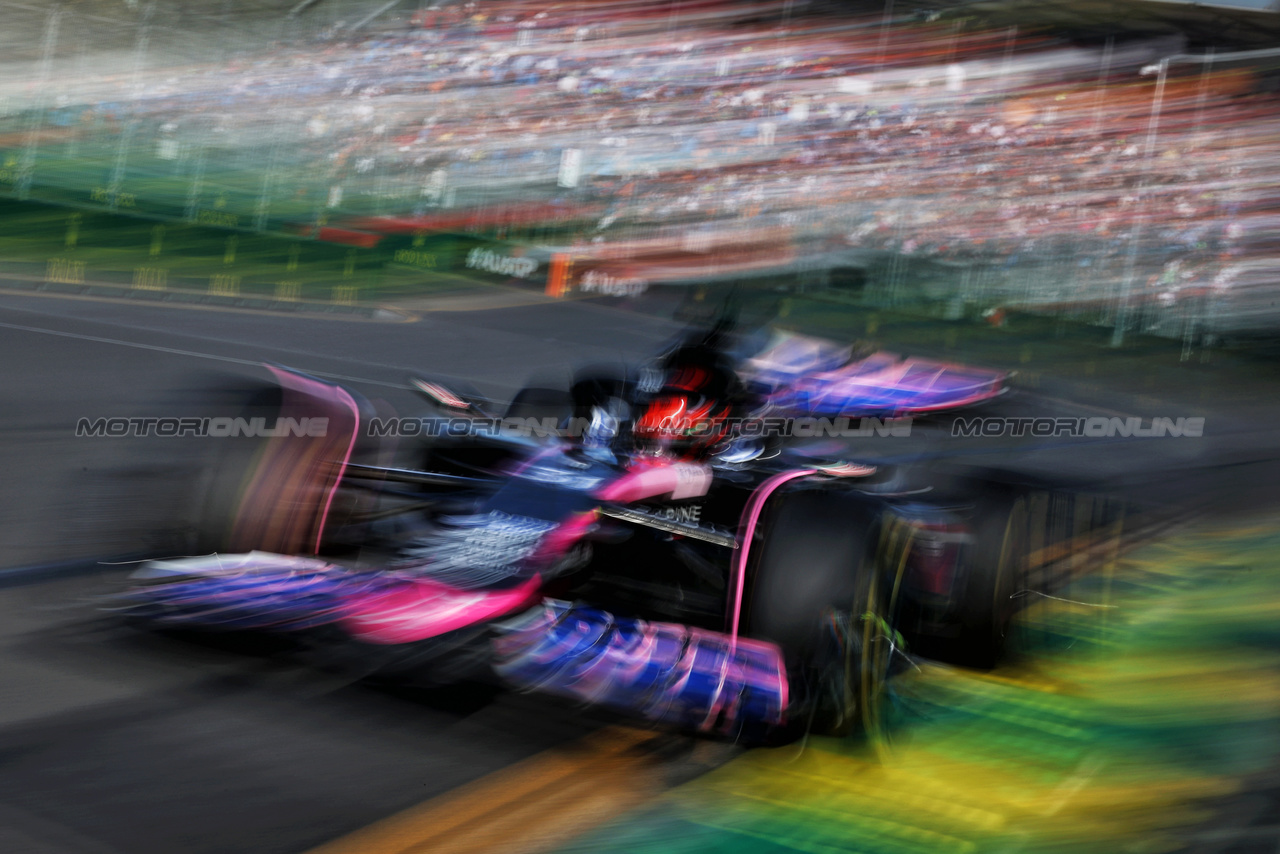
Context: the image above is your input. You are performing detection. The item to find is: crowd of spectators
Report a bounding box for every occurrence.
[7,0,1279,326]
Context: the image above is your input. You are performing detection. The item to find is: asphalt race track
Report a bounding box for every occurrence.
[2,287,1279,854]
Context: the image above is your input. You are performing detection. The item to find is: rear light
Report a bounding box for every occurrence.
[903,522,967,599]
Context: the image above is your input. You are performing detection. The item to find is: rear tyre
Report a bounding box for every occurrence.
[955,492,1030,668]
[744,488,889,739]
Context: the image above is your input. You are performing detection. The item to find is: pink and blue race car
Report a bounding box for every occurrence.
[740,329,1009,417]
[118,326,1090,744]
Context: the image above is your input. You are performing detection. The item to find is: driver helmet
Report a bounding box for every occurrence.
[634,363,734,457]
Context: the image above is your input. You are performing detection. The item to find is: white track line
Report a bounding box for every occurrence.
[0,318,412,390]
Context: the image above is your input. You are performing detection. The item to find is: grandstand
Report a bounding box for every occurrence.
[1,0,1277,344]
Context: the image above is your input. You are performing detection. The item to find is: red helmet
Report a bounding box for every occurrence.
[635,327,744,457]
[634,392,731,457]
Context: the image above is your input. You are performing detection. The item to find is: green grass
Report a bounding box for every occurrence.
[0,196,485,304]
[553,519,1280,854]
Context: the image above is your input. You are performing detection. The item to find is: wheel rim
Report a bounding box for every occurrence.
[858,517,913,758]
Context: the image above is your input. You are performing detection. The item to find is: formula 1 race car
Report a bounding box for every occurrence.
[119,325,1100,744]
[737,328,1009,417]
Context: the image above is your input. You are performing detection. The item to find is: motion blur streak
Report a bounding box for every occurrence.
[551,517,1280,853]
[305,726,667,854]
[2,0,1278,338]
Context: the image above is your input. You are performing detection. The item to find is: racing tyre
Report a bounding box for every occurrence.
[744,488,891,740]
[954,492,1031,668]
[193,369,371,556]
[190,382,282,553]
